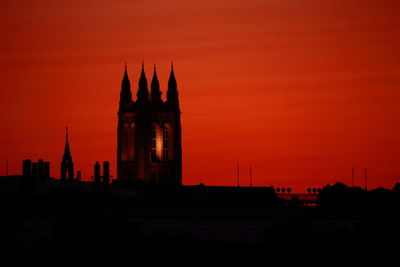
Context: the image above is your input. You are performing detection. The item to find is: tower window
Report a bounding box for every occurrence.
[163,128,168,160]
[151,127,157,161]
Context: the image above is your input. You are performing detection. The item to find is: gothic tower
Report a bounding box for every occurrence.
[61,127,74,181]
[117,63,182,185]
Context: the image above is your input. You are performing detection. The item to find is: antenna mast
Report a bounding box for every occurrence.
[250,166,252,187]
[364,168,367,191]
[237,163,240,187]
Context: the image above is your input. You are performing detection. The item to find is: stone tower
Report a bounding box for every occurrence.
[117,63,182,185]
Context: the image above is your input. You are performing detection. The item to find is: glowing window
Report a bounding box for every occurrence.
[163,128,168,160]
[151,127,157,161]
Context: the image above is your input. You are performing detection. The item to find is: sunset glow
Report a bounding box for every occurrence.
[1,0,399,192]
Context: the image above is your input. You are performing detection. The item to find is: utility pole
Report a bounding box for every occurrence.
[237,163,240,187]
[249,165,252,187]
[236,163,240,217]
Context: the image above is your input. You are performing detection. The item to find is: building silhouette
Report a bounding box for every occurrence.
[61,127,74,181]
[92,161,110,183]
[103,161,110,183]
[94,161,101,183]
[117,63,182,185]
[23,159,50,179]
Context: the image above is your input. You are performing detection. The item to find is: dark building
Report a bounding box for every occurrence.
[32,162,38,177]
[94,161,101,183]
[22,159,50,179]
[23,159,32,176]
[103,161,110,183]
[43,161,50,178]
[117,63,182,185]
[61,127,74,181]
[92,161,110,183]
[76,171,82,182]
[38,159,44,178]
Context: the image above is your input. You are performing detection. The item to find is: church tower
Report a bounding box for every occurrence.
[117,63,182,185]
[61,127,74,181]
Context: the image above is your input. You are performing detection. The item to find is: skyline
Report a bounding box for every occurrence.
[1,1,400,192]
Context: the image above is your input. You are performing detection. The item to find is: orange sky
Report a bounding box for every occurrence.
[1,0,399,192]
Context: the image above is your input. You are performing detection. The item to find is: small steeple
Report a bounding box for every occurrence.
[151,64,162,104]
[167,62,179,110]
[137,62,149,103]
[119,63,133,113]
[168,62,177,88]
[61,127,74,181]
[63,127,71,159]
[123,62,128,77]
[122,62,130,89]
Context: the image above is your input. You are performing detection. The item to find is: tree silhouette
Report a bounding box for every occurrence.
[287,188,292,194]
[276,187,281,193]
[312,188,317,194]
[282,188,286,194]
[307,188,311,194]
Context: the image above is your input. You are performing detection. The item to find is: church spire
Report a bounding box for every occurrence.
[121,62,130,93]
[61,127,74,181]
[137,62,149,103]
[123,62,128,78]
[63,127,71,159]
[151,64,162,105]
[119,63,133,113]
[167,62,180,110]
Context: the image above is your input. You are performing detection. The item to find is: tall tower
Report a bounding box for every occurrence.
[165,63,182,185]
[61,127,74,181]
[117,63,182,185]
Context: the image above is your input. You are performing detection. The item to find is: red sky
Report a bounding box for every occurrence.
[1,0,399,192]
